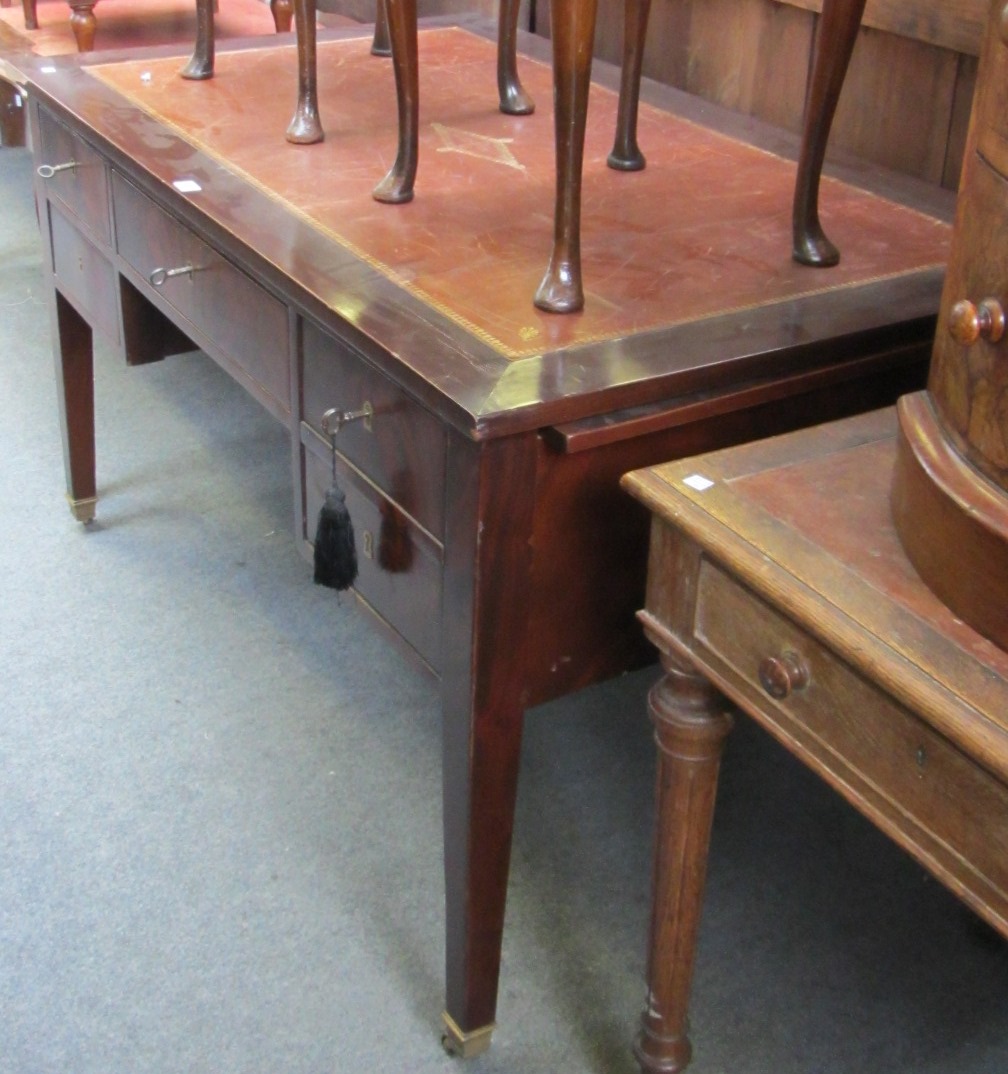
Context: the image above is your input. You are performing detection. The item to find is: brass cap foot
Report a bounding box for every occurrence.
[67,495,97,524]
[440,1012,495,1058]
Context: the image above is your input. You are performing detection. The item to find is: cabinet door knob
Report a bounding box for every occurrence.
[758,650,810,699]
[948,298,1006,346]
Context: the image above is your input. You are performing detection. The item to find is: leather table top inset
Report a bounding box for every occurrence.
[88,27,951,359]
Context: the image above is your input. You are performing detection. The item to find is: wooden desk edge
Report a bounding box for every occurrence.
[621,418,1008,785]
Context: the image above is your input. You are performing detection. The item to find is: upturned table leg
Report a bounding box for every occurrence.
[270,0,292,33]
[287,0,324,144]
[607,0,651,170]
[497,0,534,115]
[180,0,215,80]
[792,0,867,266]
[67,0,96,51]
[371,0,391,55]
[373,0,418,203]
[635,652,733,1074]
[534,0,599,313]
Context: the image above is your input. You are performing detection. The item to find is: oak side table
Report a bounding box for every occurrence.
[622,407,1008,1074]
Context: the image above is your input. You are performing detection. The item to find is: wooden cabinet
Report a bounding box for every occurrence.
[892,0,1008,649]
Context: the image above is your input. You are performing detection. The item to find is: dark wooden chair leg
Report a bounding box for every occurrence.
[67,0,97,51]
[534,0,599,314]
[608,0,651,170]
[180,0,215,80]
[270,0,293,33]
[372,0,419,204]
[792,0,867,266]
[287,0,324,144]
[634,652,733,1074]
[22,0,38,31]
[372,0,391,56]
[498,0,534,115]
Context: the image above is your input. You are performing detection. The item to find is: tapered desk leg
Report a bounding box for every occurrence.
[439,432,538,1057]
[792,0,868,266]
[635,652,733,1074]
[50,291,97,524]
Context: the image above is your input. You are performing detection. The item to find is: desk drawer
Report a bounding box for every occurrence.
[50,205,118,343]
[693,559,1008,902]
[111,173,290,417]
[36,109,111,246]
[304,428,443,669]
[301,319,445,540]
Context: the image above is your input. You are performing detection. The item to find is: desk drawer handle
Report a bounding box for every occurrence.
[37,161,77,178]
[149,264,202,287]
[758,650,810,699]
[321,403,373,435]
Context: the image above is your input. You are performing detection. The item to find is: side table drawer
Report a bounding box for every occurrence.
[36,108,111,246]
[693,558,1008,899]
[303,428,443,669]
[301,319,446,540]
[112,173,290,417]
[50,205,119,344]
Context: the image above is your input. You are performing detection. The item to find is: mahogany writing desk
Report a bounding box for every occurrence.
[622,408,1008,1073]
[24,22,952,1055]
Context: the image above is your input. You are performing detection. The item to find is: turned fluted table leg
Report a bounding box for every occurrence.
[635,652,733,1074]
[792,0,867,266]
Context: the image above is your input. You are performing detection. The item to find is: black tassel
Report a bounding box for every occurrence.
[313,482,358,590]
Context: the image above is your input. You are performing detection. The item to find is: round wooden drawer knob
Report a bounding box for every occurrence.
[948,298,1006,346]
[758,650,810,699]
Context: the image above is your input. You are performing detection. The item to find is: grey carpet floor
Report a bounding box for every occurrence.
[2,142,1007,1074]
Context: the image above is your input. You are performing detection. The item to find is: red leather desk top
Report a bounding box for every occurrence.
[89,27,951,359]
